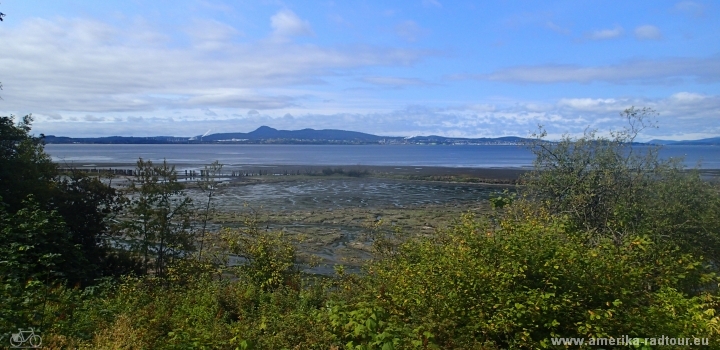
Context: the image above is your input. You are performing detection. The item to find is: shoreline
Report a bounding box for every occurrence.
[56,162,532,182]
[56,161,720,183]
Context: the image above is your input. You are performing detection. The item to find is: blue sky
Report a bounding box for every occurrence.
[0,0,718,140]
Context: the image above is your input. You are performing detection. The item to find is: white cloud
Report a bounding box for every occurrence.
[634,25,662,40]
[0,17,428,114]
[454,56,720,84]
[587,25,624,40]
[270,9,313,37]
[460,104,497,113]
[84,115,104,122]
[202,108,218,116]
[549,94,720,138]
[674,1,705,17]
[361,76,428,88]
[395,20,427,42]
[25,93,720,140]
[187,92,295,109]
[670,91,705,103]
[557,98,618,111]
[186,19,241,50]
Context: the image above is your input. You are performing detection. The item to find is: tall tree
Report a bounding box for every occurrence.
[197,160,223,260]
[1,115,124,285]
[53,170,125,281]
[0,115,57,213]
[122,159,195,277]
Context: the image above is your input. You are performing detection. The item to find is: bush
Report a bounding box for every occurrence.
[521,107,720,263]
[352,213,720,348]
[220,212,299,292]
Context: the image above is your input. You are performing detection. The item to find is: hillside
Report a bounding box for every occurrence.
[648,136,720,145]
[43,126,533,145]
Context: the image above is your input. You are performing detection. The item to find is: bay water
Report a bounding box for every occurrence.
[44,144,720,169]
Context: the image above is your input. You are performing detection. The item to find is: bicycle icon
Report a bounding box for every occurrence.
[9,327,42,348]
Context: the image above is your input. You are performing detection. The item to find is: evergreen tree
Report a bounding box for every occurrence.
[122,159,195,277]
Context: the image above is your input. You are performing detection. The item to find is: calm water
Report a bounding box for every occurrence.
[44,144,720,169]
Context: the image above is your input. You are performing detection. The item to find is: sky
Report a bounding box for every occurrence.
[0,0,718,140]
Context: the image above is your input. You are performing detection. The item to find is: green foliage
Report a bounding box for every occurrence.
[355,213,719,348]
[121,158,195,277]
[322,300,432,349]
[39,274,335,349]
[1,115,126,285]
[53,169,125,283]
[0,115,57,213]
[0,115,130,342]
[37,208,719,349]
[0,196,83,283]
[489,189,516,210]
[0,196,84,336]
[197,160,223,260]
[522,107,720,262]
[523,107,659,236]
[221,212,299,292]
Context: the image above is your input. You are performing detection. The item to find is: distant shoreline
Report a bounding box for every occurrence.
[41,124,720,146]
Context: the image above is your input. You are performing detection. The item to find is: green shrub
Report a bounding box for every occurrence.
[522,107,720,263]
[353,213,720,348]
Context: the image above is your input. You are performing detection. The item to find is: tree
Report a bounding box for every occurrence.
[0,195,85,282]
[0,115,57,213]
[197,160,223,260]
[520,107,720,262]
[1,115,126,285]
[122,159,195,277]
[53,169,126,281]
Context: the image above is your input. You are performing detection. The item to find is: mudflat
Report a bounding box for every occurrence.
[64,162,525,274]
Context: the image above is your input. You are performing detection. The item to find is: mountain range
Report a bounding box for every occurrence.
[647,137,720,146]
[41,126,720,145]
[42,126,532,145]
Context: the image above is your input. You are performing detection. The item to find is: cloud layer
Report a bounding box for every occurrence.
[0,15,426,114]
[31,92,720,142]
[587,25,624,40]
[1,2,718,142]
[634,25,662,40]
[457,56,720,84]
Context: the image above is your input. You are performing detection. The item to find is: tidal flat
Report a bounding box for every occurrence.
[184,166,520,274]
[85,164,522,274]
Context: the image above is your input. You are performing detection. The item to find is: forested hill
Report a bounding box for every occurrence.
[201,126,386,142]
[43,126,719,145]
[42,126,533,145]
[648,136,720,145]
